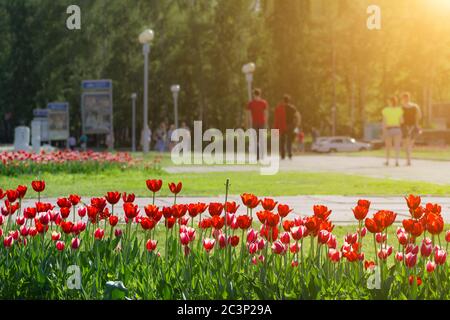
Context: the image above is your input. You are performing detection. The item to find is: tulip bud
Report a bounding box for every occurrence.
[290,242,300,253]
[71,237,81,250]
[52,231,61,241]
[291,260,299,267]
[435,249,447,265]
[20,225,29,237]
[328,249,341,263]
[115,228,123,238]
[180,232,190,246]
[3,235,14,248]
[247,229,258,243]
[280,232,290,244]
[94,228,105,240]
[146,239,158,252]
[16,216,25,226]
[446,230,450,243]
[405,252,417,268]
[420,238,433,258]
[426,260,436,273]
[395,252,403,262]
[56,241,65,251]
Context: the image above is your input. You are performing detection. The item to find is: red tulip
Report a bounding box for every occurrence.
[165,217,176,229]
[146,239,158,252]
[271,240,286,255]
[16,185,27,199]
[247,229,258,243]
[280,232,290,244]
[122,192,135,203]
[94,228,105,240]
[203,238,215,252]
[0,189,4,200]
[420,238,433,257]
[290,243,300,253]
[52,231,61,241]
[6,189,19,203]
[140,217,156,230]
[313,205,331,220]
[172,204,187,218]
[78,207,87,217]
[208,202,224,217]
[395,252,403,262]
[240,193,259,209]
[261,198,278,211]
[146,179,163,193]
[123,203,139,220]
[352,205,369,221]
[426,261,436,273]
[71,237,81,250]
[4,236,14,248]
[236,215,252,230]
[105,191,121,205]
[291,226,306,241]
[405,252,417,268]
[109,215,119,227]
[277,204,293,218]
[60,207,71,219]
[435,249,447,265]
[405,194,421,211]
[69,194,81,206]
[56,241,65,251]
[57,197,72,208]
[318,230,330,244]
[168,182,182,195]
[227,235,239,247]
[226,201,240,214]
[328,249,341,262]
[408,275,422,286]
[357,199,371,209]
[115,229,123,238]
[31,180,45,193]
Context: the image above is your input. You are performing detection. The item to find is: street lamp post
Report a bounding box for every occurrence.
[131,93,137,152]
[242,62,256,102]
[139,29,154,154]
[171,85,180,129]
[242,63,256,127]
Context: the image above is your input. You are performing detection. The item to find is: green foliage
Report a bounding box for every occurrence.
[1,0,450,143]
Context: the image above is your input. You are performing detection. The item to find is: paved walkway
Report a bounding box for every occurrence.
[21,195,450,225]
[166,155,450,185]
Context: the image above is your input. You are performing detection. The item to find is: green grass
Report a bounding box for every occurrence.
[340,146,450,161]
[1,168,448,198]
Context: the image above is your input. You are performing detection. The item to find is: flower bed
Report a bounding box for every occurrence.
[0,180,448,299]
[0,150,134,175]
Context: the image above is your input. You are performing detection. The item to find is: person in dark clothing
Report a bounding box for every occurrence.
[274,95,301,160]
[401,92,422,166]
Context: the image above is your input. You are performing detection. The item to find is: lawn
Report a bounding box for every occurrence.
[1,168,449,198]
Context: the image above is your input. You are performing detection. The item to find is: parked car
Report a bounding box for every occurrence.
[311,136,372,153]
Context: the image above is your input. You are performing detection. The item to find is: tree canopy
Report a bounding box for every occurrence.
[1,0,450,145]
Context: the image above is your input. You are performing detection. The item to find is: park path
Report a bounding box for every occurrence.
[165,155,450,185]
[21,195,450,225]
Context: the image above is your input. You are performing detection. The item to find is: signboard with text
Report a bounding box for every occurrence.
[47,102,70,141]
[81,80,113,135]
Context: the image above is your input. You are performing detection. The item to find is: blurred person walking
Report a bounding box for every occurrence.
[401,92,422,166]
[246,88,269,160]
[382,96,403,167]
[274,95,301,160]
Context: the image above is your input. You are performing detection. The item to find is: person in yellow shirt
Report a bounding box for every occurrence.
[382,96,404,167]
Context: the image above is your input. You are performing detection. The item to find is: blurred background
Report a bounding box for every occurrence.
[0,0,450,148]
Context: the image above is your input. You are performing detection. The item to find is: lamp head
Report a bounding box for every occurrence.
[171,84,181,94]
[139,29,155,44]
[242,62,256,74]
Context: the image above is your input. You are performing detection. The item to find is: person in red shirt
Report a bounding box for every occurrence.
[247,88,268,129]
[247,88,269,160]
